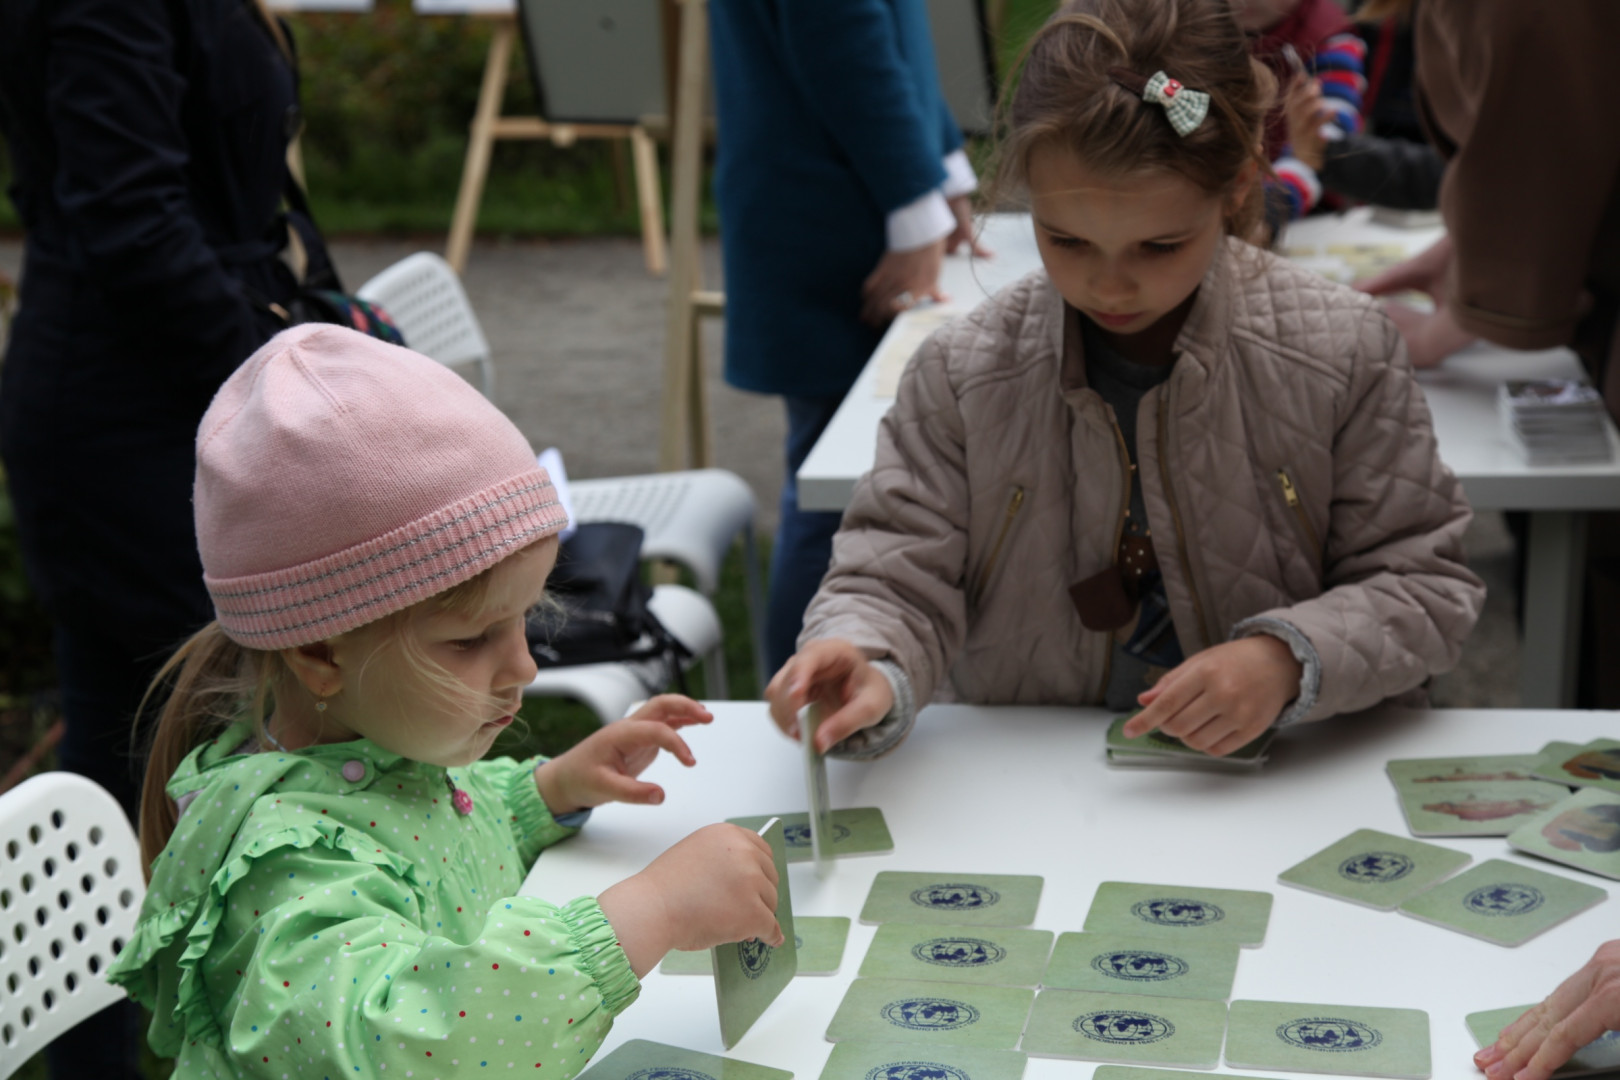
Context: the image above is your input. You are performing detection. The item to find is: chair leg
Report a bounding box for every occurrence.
[703,643,729,701]
[743,524,769,691]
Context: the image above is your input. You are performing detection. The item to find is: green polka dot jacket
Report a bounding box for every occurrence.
[106,725,640,1078]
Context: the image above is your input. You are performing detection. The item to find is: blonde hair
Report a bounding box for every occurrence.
[987,0,1276,242]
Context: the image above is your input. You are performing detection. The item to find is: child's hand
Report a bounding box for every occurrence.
[1122,636,1303,756]
[765,639,894,754]
[1474,939,1620,1080]
[533,695,712,814]
[597,823,783,977]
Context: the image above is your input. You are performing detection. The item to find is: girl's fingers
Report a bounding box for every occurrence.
[1517,999,1617,1080]
[1125,668,1199,737]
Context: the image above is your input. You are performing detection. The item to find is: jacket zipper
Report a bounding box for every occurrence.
[1095,414,1135,698]
[970,486,1025,609]
[1275,467,1322,556]
[1157,389,1216,651]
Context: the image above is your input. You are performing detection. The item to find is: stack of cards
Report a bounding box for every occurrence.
[1386,755,1571,837]
[1507,787,1620,881]
[1497,379,1614,465]
[1532,738,1620,794]
[1396,858,1607,947]
[1466,1006,1620,1076]
[1278,829,1471,910]
[1105,715,1273,772]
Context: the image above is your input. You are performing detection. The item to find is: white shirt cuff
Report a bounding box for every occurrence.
[886,189,954,252]
[941,149,978,198]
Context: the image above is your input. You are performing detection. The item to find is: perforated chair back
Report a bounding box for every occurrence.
[356,252,496,397]
[0,772,144,1077]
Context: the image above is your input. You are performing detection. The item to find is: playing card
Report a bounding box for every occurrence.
[1531,739,1620,795]
[576,1040,792,1080]
[1225,1000,1431,1079]
[1396,858,1607,947]
[819,1040,1029,1080]
[1532,741,1596,786]
[804,704,833,871]
[1041,932,1240,1001]
[1391,779,1571,838]
[1465,1006,1620,1076]
[825,978,1035,1050]
[727,808,894,864]
[1278,829,1471,910]
[713,818,798,1048]
[858,923,1054,987]
[1386,755,1544,786]
[1084,881,1273,947]
[663,916,848,976]
[1093,1070,1270,1080]
[1507,787,1620,880]
[1021,989,1227,1067]
[1105,715,1271,767]
[860,872,1043,927]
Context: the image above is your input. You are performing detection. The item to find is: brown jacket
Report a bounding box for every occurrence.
[802,238,1484,722]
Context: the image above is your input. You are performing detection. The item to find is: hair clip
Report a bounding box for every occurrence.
[1109,67,1210,137]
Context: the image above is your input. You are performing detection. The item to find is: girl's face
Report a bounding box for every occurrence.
[298,539,558,767]
[1028,144,1233,347]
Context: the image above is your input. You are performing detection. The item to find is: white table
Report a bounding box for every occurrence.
[795,210,1620,708]
[522,702,1617,1080]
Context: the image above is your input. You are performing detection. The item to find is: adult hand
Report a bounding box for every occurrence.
[598,823,782,977]
[860,238,947,328]
[945,195,993,258]
[1122,635,1303,756]
[1475,939,1620,1080]
[765,638,894,754]
[533,695,712,812]
[1381,300,1477,369]
[1284,77,1330,172]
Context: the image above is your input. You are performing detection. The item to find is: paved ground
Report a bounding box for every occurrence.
[0,235,1516,706]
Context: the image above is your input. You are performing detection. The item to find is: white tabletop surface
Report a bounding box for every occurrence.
[522,702,1618,1079]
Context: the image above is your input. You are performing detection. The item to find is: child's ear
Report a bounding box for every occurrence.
[281,640,342,698]
[1226,158,1261,220]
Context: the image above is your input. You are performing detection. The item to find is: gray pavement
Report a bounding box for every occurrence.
[0,235,1514,706]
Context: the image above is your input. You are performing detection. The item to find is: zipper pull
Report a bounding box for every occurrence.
[1277,468,1300,507]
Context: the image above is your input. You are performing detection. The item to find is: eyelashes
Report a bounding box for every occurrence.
[1044,233,1186,256]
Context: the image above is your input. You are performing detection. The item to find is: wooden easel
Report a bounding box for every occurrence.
[444,14,667,275]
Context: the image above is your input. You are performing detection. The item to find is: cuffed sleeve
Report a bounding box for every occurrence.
[887,189,954,252]
[830,658,918,760]
[468,755,581,866]
[941,149,977,199]
[1232,615,1322,727]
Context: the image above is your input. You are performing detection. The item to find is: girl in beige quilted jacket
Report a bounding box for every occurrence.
[765,0,1483,760]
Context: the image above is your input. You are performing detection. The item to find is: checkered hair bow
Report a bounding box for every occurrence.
[1109,67,1211,138]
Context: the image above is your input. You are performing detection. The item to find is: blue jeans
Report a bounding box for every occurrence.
[767,393,847,676]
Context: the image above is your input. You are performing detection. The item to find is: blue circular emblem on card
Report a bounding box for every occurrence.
[1465,884,1545,916]
[864,1063,969,1080]
[1338,852,1414,883]
[628,1069,717,1080]
[737,938,772,979]
[910,883,1000,910]
[783,822,851,848]
[1278,1018,1383,1052]
[912,937,1006,967]
[1074,1011,1175,1044]
[1091,950,1189,982]
[1132,898,1223,926]
[881,998,980,1030]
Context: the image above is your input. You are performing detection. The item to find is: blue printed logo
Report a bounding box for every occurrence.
[864,1064,970,1080]
[1091,950,1189,982]
[1132,898,1224,926]
[794,934,804,949]
[1074,1011,1175,1044]
[1339,852,1415,883]
[882,998,981,1031]
[628,1069,717,1080]
[737,938,772,979]
[910,884,1000,911]
[783,822,851,848]
[1465,884,1545,916]
[912,937,1006,967]
[1277,1018,1383,1052]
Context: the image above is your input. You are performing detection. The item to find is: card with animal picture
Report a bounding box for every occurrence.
[1277,829,1471,910]
[1465,1006,1620,1077]
[1021,988,1227,1068]
[1386,755,1545,786]
[1392,779,1573,838]
[1532,741,1597,785]
[860,872,1043,927]
[728,808,895,864]
[713,818,798,1048]
[1224,999,1431,1079]
[1532,739,1620,794]
[664,916,848,976]
[818,1040,1029,1080]
[825,978,1035,1050]
[1507,787,1620,880]
[858,923,1053,987]
[1396,858,1607,947]
[1083,881,1273,947]
[576,1040,792,1080]
[1041,932,1240,1001]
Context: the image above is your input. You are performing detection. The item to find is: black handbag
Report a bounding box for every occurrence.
[527,523,693,693]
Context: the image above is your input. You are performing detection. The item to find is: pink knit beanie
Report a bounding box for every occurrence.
[196,324,568,649]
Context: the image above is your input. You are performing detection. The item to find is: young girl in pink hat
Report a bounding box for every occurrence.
[108,324,782,1078]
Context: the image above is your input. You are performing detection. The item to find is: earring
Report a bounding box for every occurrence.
[315,699,327,713]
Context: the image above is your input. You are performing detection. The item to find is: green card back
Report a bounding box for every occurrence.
[819,1040,1028,1080]
[713,818,798,1048]
[825,978,1034,1050]
[860,872,1043,927]
[858,923,1053,987]
[1465,1006,1620,1076]
[1507,787,1620,880]
[1084,881,1273,947]
[664,916,848,976]
[727,808,895,864]
[577,1040,792,1080]
[1396,858,1608,947]
[1225,999,1431,1078]
[1277,829,1471,910]
[1093,1069,1271,1080]
[1041,932,1240,1001]
[1021,989,1227,1067]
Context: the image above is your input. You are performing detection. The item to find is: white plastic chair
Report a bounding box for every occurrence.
[526,583,723,724]
[0,773,145,1077]
[356,252,496,398]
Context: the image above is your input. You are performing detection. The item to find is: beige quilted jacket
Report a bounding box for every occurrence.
[801,237,1484,723]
